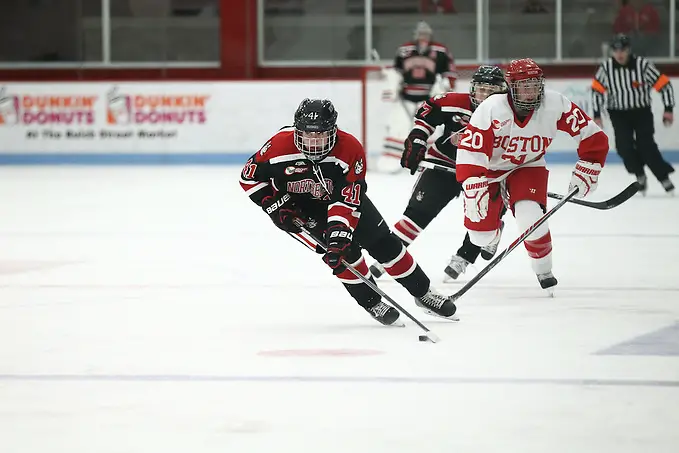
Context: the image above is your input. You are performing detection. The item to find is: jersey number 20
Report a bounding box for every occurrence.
[459,130,483,149]
[566,107,587,133]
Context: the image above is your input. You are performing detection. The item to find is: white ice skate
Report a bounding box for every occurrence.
[537,272,558,297]
[443,255,470,282]
[661,178,675,197]
[480,220,505,260]
[636,175,648,196]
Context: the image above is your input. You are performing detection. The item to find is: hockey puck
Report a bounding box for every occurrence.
[418,335,429,342]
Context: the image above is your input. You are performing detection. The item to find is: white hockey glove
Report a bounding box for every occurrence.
[462,176,490,223]
[381,89,398,103]
[382,70,403,103]
[568,159,602,199]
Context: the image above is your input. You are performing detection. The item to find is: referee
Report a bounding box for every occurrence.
[591,34,675,195]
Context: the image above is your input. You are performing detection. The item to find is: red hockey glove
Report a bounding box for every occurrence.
[323,222,353,269]
[261,193,303,233]
[568,160,602,199]
[401,130,429,175]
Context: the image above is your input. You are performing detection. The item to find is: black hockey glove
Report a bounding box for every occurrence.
[400,130,429,175]
[323,222,353,270]
[261,193,303,233]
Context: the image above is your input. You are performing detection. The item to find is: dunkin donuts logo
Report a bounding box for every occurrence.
[106,86,209,125]
[0,87,96,125]
[0,88,19,125]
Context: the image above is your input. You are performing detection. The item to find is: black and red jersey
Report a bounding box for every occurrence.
[394,41,457,102]
[412,92,473,165]
[239,128,367,231]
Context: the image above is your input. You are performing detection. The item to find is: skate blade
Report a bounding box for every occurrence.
[442,274,458,284]
[544,288,556,298]
[421,308,460,322]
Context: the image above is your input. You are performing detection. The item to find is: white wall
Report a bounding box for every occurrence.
[0,78,677,164]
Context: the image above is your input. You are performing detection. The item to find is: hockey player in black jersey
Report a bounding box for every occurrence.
[240,99,458,326]
[370,65,508,282]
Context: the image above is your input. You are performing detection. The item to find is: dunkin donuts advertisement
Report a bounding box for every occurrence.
[0,83,215,152]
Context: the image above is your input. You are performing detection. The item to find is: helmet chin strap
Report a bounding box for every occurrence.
[508,94,532,118]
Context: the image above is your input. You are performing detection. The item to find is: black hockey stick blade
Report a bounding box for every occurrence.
[450,187,580,302]
[547,182,638,210]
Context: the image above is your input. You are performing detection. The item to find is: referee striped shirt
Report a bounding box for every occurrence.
[591,55,674,117]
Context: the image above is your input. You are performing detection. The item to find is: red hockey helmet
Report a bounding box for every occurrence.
[505,58,544,112]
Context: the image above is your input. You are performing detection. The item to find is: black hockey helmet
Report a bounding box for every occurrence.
[610,33,631,50]
[470,65,506,108]
[293,98,338,161]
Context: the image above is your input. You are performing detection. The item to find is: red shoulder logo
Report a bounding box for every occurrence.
[492,119,511,130]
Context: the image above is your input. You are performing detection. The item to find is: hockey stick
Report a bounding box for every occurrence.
[450,186,580,302]
[419,160,639,210]
[294,223,441,343]
[419,153,543,184]
[546,182,638,210]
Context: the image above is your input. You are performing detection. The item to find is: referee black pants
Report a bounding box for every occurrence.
[608,107,674,181]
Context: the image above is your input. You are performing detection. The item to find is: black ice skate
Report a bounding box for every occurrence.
[366,301,404,326]
[415,288,459,320]
[443,255,470,282]
[480,220,505,260]
[537,272,558,297]
[661,178,675,196]
[636,175,648,196]
[369,262,386,279]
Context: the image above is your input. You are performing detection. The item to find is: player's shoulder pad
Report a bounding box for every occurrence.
[429,42,450,54]
[430,92,472,112]
[329,130,366,174]
[255,127,298,163]
[397,42,416,56]
[469,93,505,129]
[542,89,572,113]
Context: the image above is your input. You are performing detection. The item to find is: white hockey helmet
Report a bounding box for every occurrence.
[413,21,433,42]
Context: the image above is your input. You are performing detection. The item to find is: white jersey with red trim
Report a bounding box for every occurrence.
[455,89,609,181]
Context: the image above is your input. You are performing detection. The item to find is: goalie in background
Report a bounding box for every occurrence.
[375,21,457,173]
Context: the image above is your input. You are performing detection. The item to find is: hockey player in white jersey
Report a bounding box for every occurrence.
[456,58,609,295]
[376,21,457,173]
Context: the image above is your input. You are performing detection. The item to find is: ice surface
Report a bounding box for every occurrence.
[0,164,677,453]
